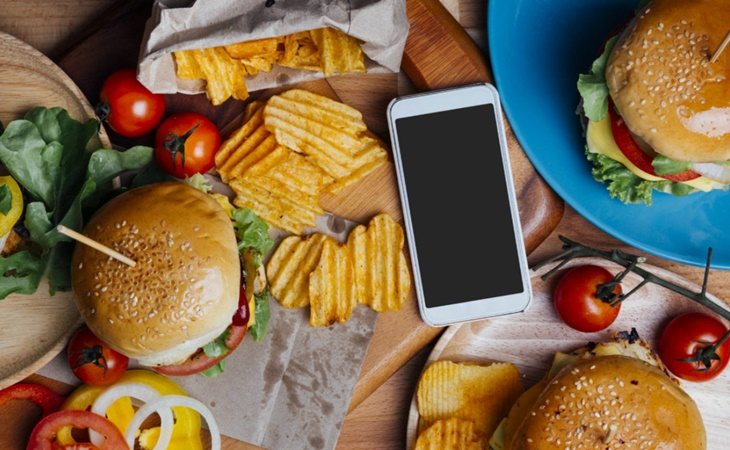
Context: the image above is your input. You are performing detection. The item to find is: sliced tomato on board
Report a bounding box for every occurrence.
[608,104,700,182]
[27,410,128,450]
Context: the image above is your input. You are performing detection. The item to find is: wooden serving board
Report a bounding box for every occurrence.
[0,32,112,390]
[9,0,561,418]
[405,258,730,449]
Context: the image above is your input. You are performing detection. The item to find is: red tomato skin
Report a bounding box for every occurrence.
[27,410,128,450]
[67,326,129,386]
[608,103,700,182]
[553,265,622,333]
[659,312,730,382]
[154,112,220,178]
[99,68,165,137]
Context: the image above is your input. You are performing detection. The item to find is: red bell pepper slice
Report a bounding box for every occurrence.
[0,383,64,417]
[27,410,128,450]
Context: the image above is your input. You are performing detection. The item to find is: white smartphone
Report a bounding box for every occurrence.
[387,83,532,327]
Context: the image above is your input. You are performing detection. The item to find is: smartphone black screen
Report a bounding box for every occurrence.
[395,104,524,308]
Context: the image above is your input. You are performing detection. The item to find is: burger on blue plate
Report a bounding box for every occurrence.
[577,0,730,205]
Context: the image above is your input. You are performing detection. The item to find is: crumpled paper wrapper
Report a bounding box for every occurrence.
[138,0,408,95]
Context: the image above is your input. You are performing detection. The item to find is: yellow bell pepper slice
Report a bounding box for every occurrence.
[0,176,23,237]
[57,369,203,450]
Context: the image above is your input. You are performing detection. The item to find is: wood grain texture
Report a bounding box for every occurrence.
[0,31,110,391]
[405,257,730,449]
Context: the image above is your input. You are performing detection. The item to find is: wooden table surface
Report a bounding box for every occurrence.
[2,1,729,449]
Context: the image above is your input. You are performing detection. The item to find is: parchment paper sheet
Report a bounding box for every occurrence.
[137,0,408,95]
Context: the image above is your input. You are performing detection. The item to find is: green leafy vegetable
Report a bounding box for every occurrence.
[0,107,153,297]
[0,252,46,298]
[652,155,693,175]
[185,173,213,193]
[232,208,274,266]
[203,328,231,359]
[201,360,226,378]
[0,185,11,216]
[250,289,271,342]
[586,149,694,205]
[577,36,618,122]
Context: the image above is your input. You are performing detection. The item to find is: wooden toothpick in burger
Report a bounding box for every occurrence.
[710,30,730,64]
[56,225,136,268]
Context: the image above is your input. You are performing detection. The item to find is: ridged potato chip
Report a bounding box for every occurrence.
[414,418,483,450]
[348,214,411,312]
[225,37,280,59]
[309,239,357,326]
[309,28,366,76]
[280,32,322,72]
[173,47,248,105]
[263,89,387,180]
[267,234,331,308]
[417,361,524,440]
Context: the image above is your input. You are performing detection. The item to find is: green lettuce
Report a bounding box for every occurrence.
[586,149,694,205]
[652,155,693,175]
[232,208,274,267]
[0,107,153,297]
[249,288,271,342]
[577,36,618,122]
[0,185,11,216]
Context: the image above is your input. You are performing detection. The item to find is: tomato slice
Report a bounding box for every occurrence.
[154,324,247,376]
[0,383,64,417]
[27,410,128,450]
[608,103,700,182]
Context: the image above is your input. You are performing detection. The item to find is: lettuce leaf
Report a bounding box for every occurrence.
[586,149,694,205]
[232,208,274,266]
[0,185,11,216]
[652,155,693,175]
[249,289,271,342]
[577,36,618,122]
[0,108,153,297]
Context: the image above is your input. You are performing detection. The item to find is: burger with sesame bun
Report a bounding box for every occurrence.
[488,331,706,449]
[577,0,730,205]
[71,181,273,377]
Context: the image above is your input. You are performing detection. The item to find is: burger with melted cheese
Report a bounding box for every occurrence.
[489,332,706,449]
[578,0,730,204]
[71,182,256,376]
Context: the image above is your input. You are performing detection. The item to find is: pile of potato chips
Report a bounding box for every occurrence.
[267,213,411,327]
[174,27,366,105]
[415,360,524,449]
[216,89,388,234]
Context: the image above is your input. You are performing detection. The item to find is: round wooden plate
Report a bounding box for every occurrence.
[405,257,730,449]
[0,32,110,390]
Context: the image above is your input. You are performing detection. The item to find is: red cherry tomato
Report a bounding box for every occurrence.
[67,325,129,386]
[154,112,220,178]
[97,68,165,137]
[658,312,730,382]
[608,101,699,182]
[553,265,622,332]
[27,410,128,450]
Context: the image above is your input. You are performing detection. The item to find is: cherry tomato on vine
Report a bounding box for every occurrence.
[97,68,165,137]
[67,325,128,386]
[658,312,730,382]
[154,112,220,178]
[553,265,622,332]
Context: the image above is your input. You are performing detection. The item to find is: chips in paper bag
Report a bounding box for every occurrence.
[309,28,366,76]
[174,47,248,105]
[309,239,357,327]
[417,361,524,439]
[267,234,331,308]
[414,418,482,450]
[348,214,411,312]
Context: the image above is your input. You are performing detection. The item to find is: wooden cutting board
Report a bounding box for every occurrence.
[48,0,563,415]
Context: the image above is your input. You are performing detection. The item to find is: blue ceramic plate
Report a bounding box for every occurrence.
[488,0,729,268]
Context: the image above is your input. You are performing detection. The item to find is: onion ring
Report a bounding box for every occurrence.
[90,382,173,450]
[126,395,221,450]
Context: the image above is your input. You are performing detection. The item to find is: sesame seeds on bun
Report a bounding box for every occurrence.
[508,356,706,450]
[71,183,240,367]
[606,0,730,162]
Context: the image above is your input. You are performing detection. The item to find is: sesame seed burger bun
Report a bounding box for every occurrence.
[71,182,240,367]
[507,355,705,449]
[606,0,730,162]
